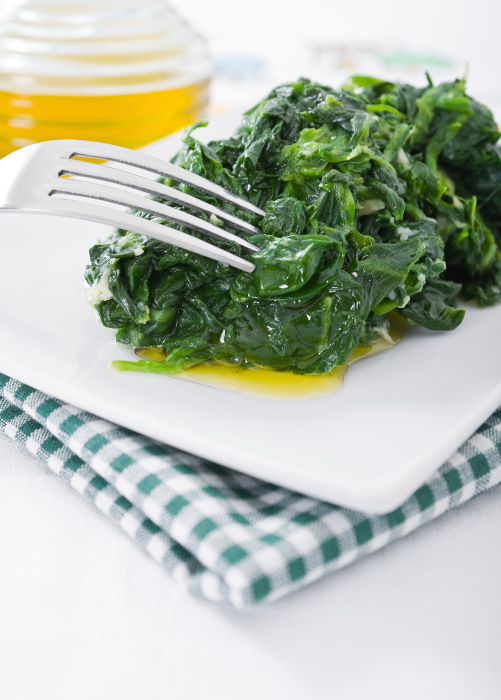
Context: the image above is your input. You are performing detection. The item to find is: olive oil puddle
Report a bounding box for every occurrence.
[130,315,406,400]
[179,338,392,399]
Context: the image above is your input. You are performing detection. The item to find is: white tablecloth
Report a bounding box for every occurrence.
[1,429,500,699]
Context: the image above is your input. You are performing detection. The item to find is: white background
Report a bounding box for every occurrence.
[1,1,501,697]
[172,0,501,119]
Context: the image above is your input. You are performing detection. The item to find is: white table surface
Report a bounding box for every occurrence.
[0,429,500,700]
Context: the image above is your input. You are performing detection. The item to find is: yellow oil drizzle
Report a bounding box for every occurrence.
[177,335,395,400]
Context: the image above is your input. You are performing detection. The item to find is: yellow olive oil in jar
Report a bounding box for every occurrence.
[0,1,211,157]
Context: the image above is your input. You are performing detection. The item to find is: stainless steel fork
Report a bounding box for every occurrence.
[0,139,265,272]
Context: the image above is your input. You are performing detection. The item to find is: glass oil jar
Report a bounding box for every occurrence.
[0,1,211,158]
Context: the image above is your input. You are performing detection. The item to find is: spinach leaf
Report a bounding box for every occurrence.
[85,75,501,374]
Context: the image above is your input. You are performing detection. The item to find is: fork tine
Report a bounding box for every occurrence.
[44,195,256,272]
[51,177,260,253]
[59,157,262,237]
[62,139,266,218]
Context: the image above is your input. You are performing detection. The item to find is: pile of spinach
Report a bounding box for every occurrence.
[85,75,501,374]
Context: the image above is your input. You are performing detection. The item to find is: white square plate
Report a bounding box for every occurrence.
[1,117,501,513]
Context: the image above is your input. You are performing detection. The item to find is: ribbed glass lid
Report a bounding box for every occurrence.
[0,0,211,94]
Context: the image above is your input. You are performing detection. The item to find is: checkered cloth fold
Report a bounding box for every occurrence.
[1,372,500,608]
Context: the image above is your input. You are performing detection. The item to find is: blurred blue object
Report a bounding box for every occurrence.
[213,54,265,80]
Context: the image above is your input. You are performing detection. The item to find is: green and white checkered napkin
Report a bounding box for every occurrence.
[1,372,500,608]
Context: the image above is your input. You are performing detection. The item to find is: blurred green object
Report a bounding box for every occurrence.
[380,50,455,69]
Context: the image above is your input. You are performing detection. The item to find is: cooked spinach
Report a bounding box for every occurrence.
[85,75,501,374]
